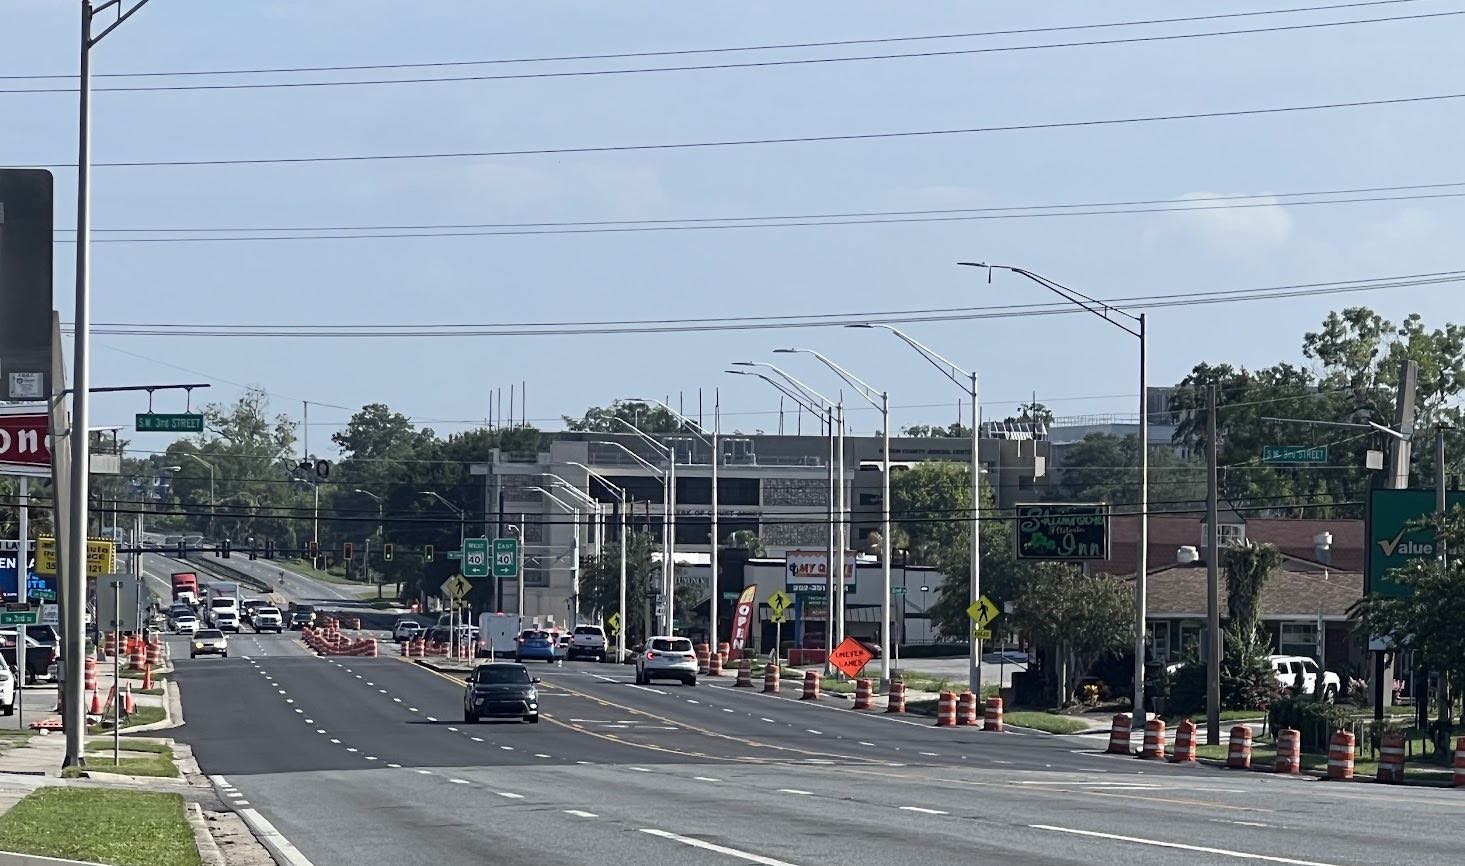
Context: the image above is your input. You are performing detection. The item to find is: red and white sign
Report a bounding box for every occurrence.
[0,407,49,475]
[728,584,758,652]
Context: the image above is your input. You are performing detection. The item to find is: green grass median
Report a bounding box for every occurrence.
[1002,711,1096,735]
[88,704,166,735]
[70,739,180,778]
[0,788,201,866]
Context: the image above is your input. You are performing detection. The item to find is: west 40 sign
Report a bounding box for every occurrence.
[1367,488,1465,597]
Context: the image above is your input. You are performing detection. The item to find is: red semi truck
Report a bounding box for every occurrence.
[171,572,199,606]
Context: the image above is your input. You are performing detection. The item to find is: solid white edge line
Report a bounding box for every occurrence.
[237,808,316,866]
[1029,825,1343,866]
[564,809,598,818]
[639,828,802,866]
[900,806,947,815]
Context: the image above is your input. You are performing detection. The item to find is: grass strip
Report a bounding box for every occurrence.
[0,788,201,866]
[1003,711,1097,735]
[88,704,166,734]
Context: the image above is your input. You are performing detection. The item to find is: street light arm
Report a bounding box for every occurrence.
[566,462,628,503]
[963,263,1143,338]
[92,0,153,45]
[591,441,667,477]
[731,361,833,409]
[775,348,883,411]
[541,474,598,508]
[849,323,972,391]
[625,397,713,445]
[526,486,580,515]
[608,417,674,459]
[725,369,824,418]
[417,490,465,516]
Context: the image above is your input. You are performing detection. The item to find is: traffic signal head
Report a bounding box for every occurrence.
[307,540,319,557]
[424,544,434,562]
[383,543,394,562]
[344,542,354,561]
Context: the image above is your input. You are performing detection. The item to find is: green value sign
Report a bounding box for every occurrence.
[492,538,519,578]
[136,413,205,433]
[1262,445,1328,464]
[463,538,490,578]
[1367,488,1465,597]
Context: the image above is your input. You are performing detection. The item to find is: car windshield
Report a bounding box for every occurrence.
[524,631,550,642]
[176,615,196,622]
[473,666,531,685]
[651,638,693,653]
[257,608,279,616]
[196,630,224,639]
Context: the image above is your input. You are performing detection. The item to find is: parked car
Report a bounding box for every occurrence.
[1271,655,1340,701]
[0,658,14,716]
[462,662,540,724]
[566,624,608,663]
[635,636,698,686]
[515,630,558,664]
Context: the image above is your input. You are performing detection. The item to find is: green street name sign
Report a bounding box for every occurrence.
[463,538,490,578]
[1262,445,1328,464]
[1367,488,1465,597]
[0,604,38,626]
[492,538,519,579]
[136,413,205,433]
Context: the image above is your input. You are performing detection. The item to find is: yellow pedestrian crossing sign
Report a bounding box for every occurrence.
[441,574,472,603]
[966,594,999,629]
[768,590,793,624]
[607,612,622,636]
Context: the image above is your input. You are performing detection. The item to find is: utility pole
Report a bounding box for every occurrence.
[1205,384,1221,746]
[1435,424,1449,730]
[16,478,29,728]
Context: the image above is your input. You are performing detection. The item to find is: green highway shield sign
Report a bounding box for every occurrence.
[463,538,490,578]
[492,538,519,578]
[136,413,205,433]
[1367,488,1465,597]
[1263,445,1328,464]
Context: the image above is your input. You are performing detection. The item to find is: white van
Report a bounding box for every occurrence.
[479,612,522,659]
[208,596,239,627]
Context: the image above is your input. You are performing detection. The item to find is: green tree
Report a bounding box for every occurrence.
[1055,433,1204,509]
[580,530,657,645]
[902,423,972,438]
[565,401,686,434]
[1011,563,1134,704]
[724,529,765,557]
[1219,540,1286,710]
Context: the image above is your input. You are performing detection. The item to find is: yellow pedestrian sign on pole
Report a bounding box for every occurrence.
[768,590,792,616]
[441,574,472,603]
[966,594,999,629]
[607,611,622,636]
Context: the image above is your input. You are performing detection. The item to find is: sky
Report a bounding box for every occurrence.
[3,0,1464,456]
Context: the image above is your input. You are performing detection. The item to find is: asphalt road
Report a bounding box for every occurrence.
[167,639,1465,866]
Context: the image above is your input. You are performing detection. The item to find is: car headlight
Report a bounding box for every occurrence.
[527,689,538,702]
[193,642,203,648]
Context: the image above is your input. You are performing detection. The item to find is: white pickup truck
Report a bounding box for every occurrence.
[567,624,608,663]
[1271,655,1341,701]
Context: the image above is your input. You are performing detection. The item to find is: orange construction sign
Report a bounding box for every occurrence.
[829,636,874,678]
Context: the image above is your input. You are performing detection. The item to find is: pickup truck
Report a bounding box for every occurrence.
[0,631,57,684]
[1272,655,1341,701]
[567,624,608,662]
[253,607,284,633]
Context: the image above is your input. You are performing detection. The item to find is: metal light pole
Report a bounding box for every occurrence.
[545,474,602,559]
[596,439,674,633]
[528,487,582,627]
[610,419,679,630]
[850,324,983,696]
[774,349,893,685]
[355,489,385,596]
[629,397,720,648]
[65,0,153,769]
[568,462,628,660]
[420,491,467,655]
[967,263,1148,732]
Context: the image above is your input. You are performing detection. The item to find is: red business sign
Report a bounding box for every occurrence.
[728,584,758,651]
[0,410,50,473]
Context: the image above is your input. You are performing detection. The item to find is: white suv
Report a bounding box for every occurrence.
[0,659,14,716]
[213,610,240,633]
[635,636,698,686]
[1271,655,1340,701]
[567,625,608,663]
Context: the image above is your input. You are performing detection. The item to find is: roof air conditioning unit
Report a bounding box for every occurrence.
[1176,545,1200,564]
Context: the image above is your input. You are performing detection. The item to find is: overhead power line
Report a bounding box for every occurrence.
[18,89,1465,170]
[54,185,1465,244]
[1,7,1456,93]
[58,271,1465,338]
[0,0,1429,81]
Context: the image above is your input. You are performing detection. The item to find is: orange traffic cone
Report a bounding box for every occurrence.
[88,691,102,716]
[123,684,137,716]
[142,664,153,691]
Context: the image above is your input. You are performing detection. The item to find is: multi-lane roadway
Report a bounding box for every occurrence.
[161,630,1460,866]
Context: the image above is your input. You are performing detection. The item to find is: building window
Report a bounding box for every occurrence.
[1147,621,1170,662]
[1279,622,1318,658]
[1179,622,1201,654]
[1200,523,1246,546]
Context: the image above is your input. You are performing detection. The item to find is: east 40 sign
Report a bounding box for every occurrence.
[1014,503,1110,561]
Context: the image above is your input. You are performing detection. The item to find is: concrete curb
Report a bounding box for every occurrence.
[0,851,110,866]
[235,808,315,866]
[121,678,182,734]
[186,802,227,866]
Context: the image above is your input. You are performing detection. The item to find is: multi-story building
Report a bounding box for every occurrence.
[470,430,1048,625]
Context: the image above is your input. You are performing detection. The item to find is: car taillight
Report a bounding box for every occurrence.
[644,651,656,659]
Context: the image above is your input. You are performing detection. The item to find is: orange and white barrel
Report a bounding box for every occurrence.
[957,692,978,726]
[763,664,780,693]
[1378,731,1406,783]
[735,659,753,687]
[129,641,146,671]
[1329,729,1356,781]
[984,696,1004,732]
[936,691,958,727]
[853,678,872,710]
[696,644,710,674]
[1227,724,1253,770]
[1106,713,1133,755]
[801,670,821,700]
[1170,719,1198,763]
[886,680,906,714]
[1140,718,1167,761]
[1274,728,1301,774]
[103,632,118,658]
[84,657,97,692]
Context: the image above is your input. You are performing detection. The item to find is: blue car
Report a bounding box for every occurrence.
[515,630,557,664]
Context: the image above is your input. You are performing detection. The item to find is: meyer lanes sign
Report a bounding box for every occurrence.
[0,407,49,475]
[829,636,873,678]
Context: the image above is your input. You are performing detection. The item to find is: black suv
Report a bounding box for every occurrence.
[463,663,539,724]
